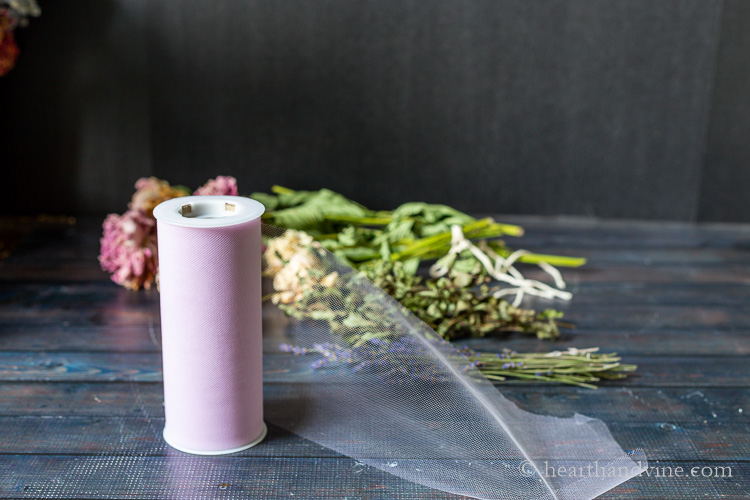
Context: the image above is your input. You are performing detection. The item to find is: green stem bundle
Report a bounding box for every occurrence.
[257,187,637,388]
[463,347,637,389]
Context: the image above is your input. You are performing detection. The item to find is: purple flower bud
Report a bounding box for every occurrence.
[310,359,327,369]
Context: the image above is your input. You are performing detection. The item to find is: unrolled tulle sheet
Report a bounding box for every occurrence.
[261,226,646,500]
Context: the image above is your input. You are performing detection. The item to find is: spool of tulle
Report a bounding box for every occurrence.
[262,227,646,500]
[154,196,266,455]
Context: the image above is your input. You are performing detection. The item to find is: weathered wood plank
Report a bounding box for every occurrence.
[0,411,746,461]
[558,266,750,284]
[1,323,747,357]
[0,326,162,353]
[557,305,750,331]
[5,286,750,331]
[0,351,744,387]
[0,263,110,282]
[0,382,164,417]
[600,464,750,500]
[0,417,337,458]
[0,454,464,500]
[8,277,750,304]
[0,453,746,500]
[0,352,162,382]
[8,278,750,319]
[0,352,750,387]
[568,283,750,307]
[0,283,158,309]
[4,217,750,284]
[2,217,750,499]
[8,282,750,322]
[0,383,745,427]
[504,387,750,425]
[2,282,750,357]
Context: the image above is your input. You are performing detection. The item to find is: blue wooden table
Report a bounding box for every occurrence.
[0,216,748,499]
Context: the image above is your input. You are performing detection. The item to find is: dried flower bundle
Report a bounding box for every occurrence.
[99,178,637,387]
[263,229,636,388]
[98,176,237,290]
[0,0,40,76]
[254,186,581,340]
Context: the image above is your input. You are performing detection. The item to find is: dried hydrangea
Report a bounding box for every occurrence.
[130,177,188,218]
[99,210,158,290]
[193,175,239,196]
[264,230,314,275]
[101,175,241,291]
[263,230,338,304]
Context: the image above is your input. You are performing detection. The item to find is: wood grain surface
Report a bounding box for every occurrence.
[0,216,748,499]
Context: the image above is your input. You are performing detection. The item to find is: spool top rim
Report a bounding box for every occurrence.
[153,196,265,228]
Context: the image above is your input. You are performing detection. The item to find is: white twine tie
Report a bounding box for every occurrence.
[429,225,573,307]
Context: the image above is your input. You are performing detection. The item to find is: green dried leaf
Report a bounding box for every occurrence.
[268,189,368,231]
[342,315,377,329]
[250,192,279,211]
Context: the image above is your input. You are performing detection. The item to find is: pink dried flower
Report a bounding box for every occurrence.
[130,177,188,218]
[0,12,20,77]
[193,176,239,196]
[99,210,158,290]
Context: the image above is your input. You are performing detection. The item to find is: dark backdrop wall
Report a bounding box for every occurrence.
[0,0,746,221]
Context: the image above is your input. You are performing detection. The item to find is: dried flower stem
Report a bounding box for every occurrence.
[463,347,637,389]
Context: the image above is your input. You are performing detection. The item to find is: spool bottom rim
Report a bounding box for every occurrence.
[163,423,267,455]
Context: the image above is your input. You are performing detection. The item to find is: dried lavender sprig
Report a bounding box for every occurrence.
[280,342,636,389]
[466,347,636,389]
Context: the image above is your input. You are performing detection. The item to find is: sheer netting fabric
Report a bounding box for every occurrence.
[262,226,645,500]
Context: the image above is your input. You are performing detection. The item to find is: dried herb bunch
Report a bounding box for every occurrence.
[362,260,562,341]
[253,186,582,340]
[254,185,585,272]
[264,230,636,389]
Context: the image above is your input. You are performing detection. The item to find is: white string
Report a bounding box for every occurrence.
[539,261,566,290]
[544,347,599,357]
[429,225,573,307]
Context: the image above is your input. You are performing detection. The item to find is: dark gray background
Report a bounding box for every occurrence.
[0,0,747,221]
